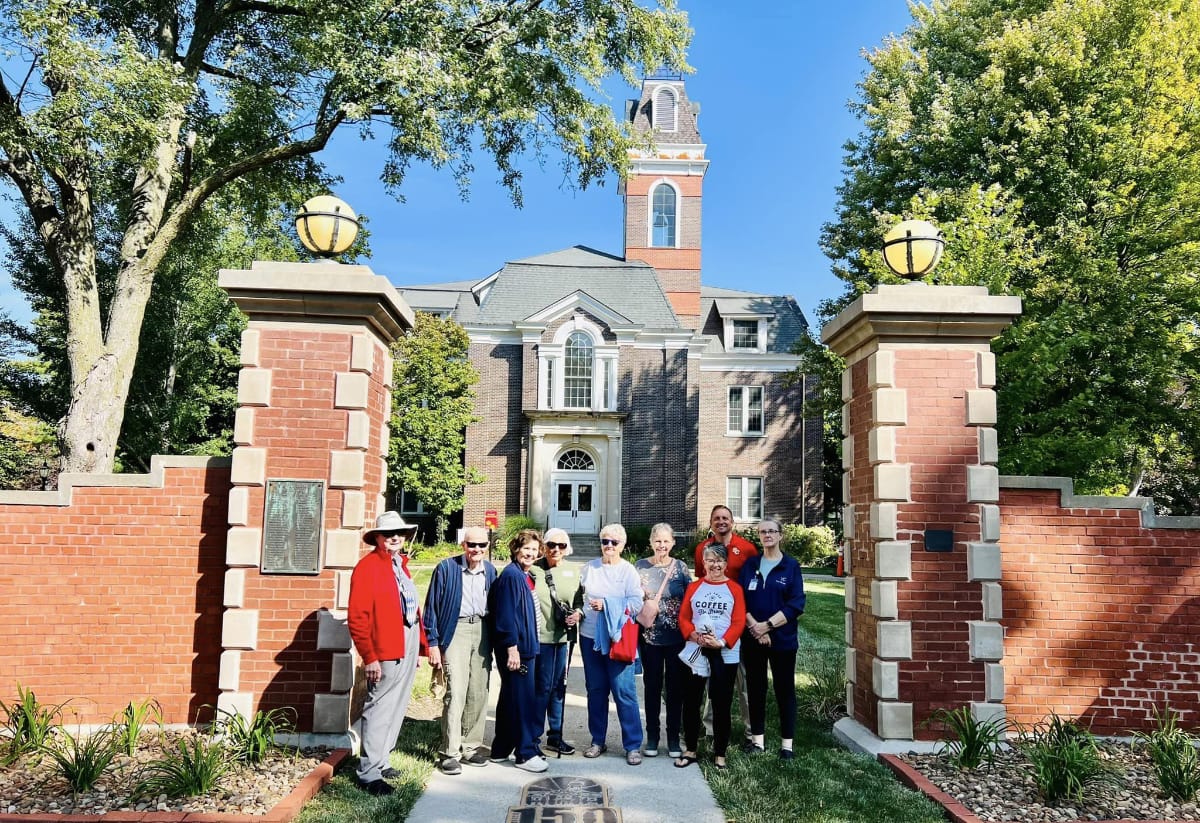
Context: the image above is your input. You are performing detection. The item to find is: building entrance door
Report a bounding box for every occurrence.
[551,477,596,534]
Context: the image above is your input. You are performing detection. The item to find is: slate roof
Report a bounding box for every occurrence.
[698,287,809,355]
[398,246,681,329]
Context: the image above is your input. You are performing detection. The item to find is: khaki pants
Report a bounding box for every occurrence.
[440,617,491,759]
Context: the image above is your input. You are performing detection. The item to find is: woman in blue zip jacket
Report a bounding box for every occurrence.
[737,518,806,760]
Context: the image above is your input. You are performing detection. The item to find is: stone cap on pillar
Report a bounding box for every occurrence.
[822,284,1022,363]
[219,260,416,344]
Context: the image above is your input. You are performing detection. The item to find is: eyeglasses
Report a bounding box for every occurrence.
[758,528,779,534]
[600,538,621,546]
[545,542,568,550]
[465,541,489,549]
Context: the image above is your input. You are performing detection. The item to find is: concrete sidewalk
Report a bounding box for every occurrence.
[407,643,726,822]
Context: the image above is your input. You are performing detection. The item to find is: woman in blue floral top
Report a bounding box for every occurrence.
[634,522,692,759]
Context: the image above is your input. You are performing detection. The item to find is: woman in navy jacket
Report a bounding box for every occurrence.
[738,518,806,760]
[487,529,547,772]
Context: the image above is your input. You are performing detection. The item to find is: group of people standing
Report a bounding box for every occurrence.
[345,505,806,796]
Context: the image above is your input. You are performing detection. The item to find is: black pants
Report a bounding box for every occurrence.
[639,638,685,747]
[683,653,738,756]
[491,656,539,762]
[742,641,797,739]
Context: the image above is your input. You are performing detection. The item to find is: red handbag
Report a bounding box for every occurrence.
[608,610,639,663]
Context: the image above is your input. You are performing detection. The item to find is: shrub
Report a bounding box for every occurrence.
[1017,714,1117,803]
[497,514,540,547]
[41,725,121,794]
[0,685,64,764]
[1134,707,1200,802]
[134,734,228,799]
[113,699,161,757]
[623,524,652,555]
[409,540,462,562]
[926,706,1007,770]
[731,523,838,566]
[214,706,295,765]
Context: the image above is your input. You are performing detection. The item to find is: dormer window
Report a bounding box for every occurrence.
[731,320,758,350]
[653,86,678,132]
[650,183,677,248]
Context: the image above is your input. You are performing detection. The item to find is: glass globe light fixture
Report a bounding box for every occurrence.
[295,195,360,257]
[882,219,944,280]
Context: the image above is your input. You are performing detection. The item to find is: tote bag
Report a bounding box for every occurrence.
[609,610,638,663]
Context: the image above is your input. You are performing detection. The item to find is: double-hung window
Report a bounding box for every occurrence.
[728,386,764,435]
[727,477,763,520]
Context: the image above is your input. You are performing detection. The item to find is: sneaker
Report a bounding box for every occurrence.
[462,752,488,767]
[740,740,765,754]
[644,738,659,757]
[548,739,576,755]
[488,753,513,763]
[358,778,395,796]
[668,747,682,758]
[439,757,462,775]
[626,750,643,766]
[583,743,607,758]
[779,748,795,760]
[381,767,400,779]
[515,755,549,773]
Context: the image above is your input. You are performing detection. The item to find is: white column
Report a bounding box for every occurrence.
[605,434,622,524]
[529,434,546,525]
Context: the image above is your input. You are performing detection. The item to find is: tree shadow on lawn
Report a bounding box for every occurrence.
[295,717,439,823]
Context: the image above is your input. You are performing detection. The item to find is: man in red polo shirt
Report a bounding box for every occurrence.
[693,504,757,744]
[694,505,758,580]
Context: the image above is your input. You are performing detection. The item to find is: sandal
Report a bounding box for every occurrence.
[674,752,698,768]
[714,756,728,770]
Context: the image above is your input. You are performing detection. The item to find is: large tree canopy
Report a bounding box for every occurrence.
[821,0,1200,511]
[0,0,690,473]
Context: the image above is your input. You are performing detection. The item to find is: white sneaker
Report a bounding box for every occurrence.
[515,755,549,773]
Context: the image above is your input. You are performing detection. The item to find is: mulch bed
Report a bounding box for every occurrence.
[0,730,341,820]
[885,742,1199,823]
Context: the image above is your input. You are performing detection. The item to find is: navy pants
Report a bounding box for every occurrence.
[491,656,540,762]
[534,642,569,745]
[742,641,798,738]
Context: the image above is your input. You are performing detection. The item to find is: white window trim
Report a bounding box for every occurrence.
[727,385,765,437]
[724,317,767,353]
[652,85,678,132]
[727,476,764,521]
[647,179,681,249]
[398,488,426,515]
[539,315,619,411]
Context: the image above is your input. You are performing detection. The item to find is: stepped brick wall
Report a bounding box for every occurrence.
[999,481,1200,734]
[0,458,229,725]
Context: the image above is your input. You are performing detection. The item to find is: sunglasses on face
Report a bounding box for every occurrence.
[545,542,568,550]
[600,538,621,546]
[381,531,406,539]
[465,541,489,549]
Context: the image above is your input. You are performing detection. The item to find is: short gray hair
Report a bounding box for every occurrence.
[598,523,626,543]
[650,522,674,541]
[702,543,728,563]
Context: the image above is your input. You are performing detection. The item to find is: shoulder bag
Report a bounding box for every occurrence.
[635,560,676,629]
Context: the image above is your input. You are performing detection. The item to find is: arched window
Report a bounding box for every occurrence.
[651,184,676,248]
[653,87,677,132]
[557,449,595,471]
[563,332,594,408]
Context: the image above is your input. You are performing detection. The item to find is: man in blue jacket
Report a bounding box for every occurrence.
[488,529,546,773]
[423,526,497,776]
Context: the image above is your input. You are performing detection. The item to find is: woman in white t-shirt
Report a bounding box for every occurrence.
[675,543,746,770]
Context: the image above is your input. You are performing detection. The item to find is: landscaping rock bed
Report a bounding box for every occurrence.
[0,730,330,816]
[901,742,1200,822]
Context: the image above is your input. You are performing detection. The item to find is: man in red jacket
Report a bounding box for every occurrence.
[348,511,424,796]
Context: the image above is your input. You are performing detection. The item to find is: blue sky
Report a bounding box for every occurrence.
[0,1,917,326]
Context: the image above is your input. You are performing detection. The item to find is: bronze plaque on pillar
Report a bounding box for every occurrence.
[261,479,325,574]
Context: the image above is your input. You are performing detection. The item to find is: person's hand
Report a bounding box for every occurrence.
[589,598,604,612]
[758,632,772,646]
[750,622,770,640]
[507,647,521,671]
[428,647,442,669]
[565,610,581,627]
[365,661,382,684]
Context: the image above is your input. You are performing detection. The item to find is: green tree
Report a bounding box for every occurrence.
[0,0,690,474]
[388,312,483,541]
[821,0,1200,511]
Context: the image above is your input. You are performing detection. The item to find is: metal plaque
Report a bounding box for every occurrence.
[521,777,610,807]
[506,808,621,823]
[261,479,325,574]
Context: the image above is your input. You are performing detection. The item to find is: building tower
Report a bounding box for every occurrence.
[623,72,709,329]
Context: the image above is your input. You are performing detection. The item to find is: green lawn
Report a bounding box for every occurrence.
[298,574,943,823]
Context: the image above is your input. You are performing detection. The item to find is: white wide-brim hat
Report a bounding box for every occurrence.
[363,510,419,544]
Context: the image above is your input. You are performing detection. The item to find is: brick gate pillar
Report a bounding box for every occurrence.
[216,261,414,737]
[822,284,1020,747]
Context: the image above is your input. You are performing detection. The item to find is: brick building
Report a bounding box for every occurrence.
[399,75,823,533]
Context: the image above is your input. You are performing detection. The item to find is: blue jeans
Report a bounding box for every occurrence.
[534,642,569,744]
[580,638,643,752]
[639,638,685,748]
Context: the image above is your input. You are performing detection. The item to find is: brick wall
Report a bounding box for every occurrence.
[696,368,815,528]
[845,358,880,733]
[464,341,524,524]
[0,459,228,725]
[999,483,1200,733]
